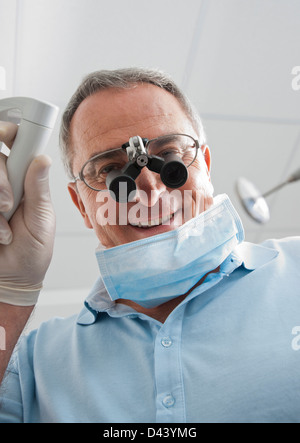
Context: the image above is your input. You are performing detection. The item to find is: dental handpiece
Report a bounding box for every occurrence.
[0,97,59,221]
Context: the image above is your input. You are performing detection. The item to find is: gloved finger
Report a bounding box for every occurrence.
[0,212,13,245]
[0,153,14,213]
[0,120,18,149]
[23,154,55,244]
[24,154,53,204]
[0,121,18,213]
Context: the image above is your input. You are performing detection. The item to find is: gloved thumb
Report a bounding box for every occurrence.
[25,154,52,197]
[22,155,55,242]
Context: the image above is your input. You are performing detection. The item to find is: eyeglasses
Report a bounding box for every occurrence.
[74,133,200,192]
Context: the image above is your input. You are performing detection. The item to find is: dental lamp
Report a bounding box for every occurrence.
[236,167,300,223]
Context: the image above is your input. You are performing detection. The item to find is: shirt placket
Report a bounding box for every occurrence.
[153,306,186,423]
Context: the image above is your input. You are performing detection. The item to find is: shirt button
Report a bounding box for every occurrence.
[162,395,175,408]
[161,337,173,348]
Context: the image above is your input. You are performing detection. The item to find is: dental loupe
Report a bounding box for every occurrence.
[236,167,300,223]
[106,136,188,202]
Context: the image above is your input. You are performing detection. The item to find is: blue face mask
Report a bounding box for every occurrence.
[96,194,244,308]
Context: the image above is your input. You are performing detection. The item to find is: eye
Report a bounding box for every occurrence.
[83,161,125,186]
[98,163,121,177]
[156,146,181,158]
[164,147,180,155]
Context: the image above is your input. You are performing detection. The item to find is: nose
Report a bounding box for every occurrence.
[133,166,167,207]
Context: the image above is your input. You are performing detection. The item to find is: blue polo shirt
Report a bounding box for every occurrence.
[0,238,300,423]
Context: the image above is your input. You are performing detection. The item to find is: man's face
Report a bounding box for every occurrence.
[68,84,214,248]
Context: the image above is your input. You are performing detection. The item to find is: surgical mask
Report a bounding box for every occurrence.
[96,194,244,308]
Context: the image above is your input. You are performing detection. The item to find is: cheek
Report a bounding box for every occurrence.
[84,188,99,212]
[184,163,214,216]
[95,192,127,227]
[79,188,109,229]
[90,191,115,227]
[188,159,212,192]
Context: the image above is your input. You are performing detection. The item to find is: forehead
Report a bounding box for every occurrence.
[70,84,195,162]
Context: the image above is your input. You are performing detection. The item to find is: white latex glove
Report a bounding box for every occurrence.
[0,121,55,306]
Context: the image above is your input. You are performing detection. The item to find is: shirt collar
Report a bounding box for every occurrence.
[77,241,279,326]
[232,241,279,270]
[77,276,139,325]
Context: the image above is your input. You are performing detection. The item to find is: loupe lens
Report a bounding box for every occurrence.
[107,172,136,203]
[160,155,188,188]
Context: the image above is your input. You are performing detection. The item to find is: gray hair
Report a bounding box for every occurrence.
[59,67,206,179]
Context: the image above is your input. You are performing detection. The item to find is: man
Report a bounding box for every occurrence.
[0,68,299,423]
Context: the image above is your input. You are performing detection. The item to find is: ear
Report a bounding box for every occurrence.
[67,182,93,229]
[201,145,211,174]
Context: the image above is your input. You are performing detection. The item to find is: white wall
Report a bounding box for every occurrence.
[0,0,299,328]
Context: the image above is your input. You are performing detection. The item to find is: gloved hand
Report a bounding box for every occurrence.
[0,121,55,306]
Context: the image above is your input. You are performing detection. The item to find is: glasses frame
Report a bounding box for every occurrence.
[74,133,200,192]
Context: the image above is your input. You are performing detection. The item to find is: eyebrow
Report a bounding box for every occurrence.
[87,147,125,162]
[149,134,182,149]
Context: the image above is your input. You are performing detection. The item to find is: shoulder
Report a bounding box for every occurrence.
[261,236,300,259]
[19,313,81,359]
[257,236,300,282]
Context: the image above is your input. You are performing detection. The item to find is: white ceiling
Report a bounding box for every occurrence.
[0,0,299,299]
